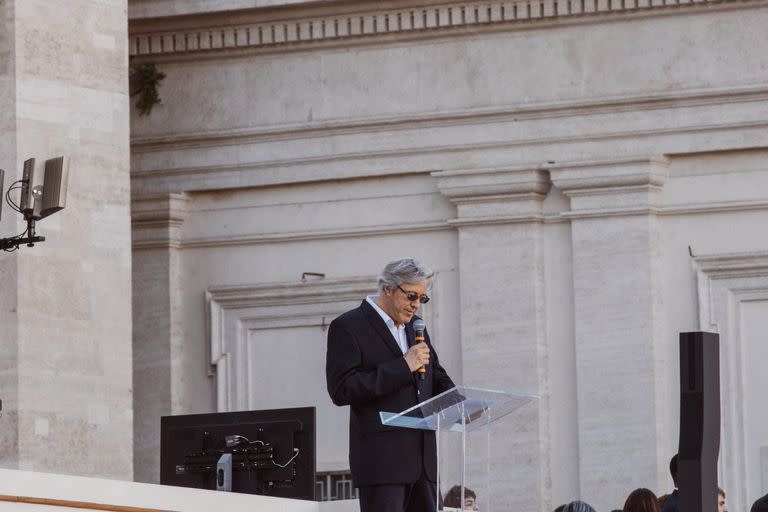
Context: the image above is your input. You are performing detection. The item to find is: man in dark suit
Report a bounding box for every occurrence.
[753,493,768,512]
[661,454,679,512]
[326,257,456,512]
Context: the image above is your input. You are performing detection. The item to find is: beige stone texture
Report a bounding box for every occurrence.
[0,0,20,470]
[0,0,133,479]
[128,1,768,510]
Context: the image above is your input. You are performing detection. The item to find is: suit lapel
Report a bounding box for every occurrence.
[360,300,404,358]
[405,322,417,348]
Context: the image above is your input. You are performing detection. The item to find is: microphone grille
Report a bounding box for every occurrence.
[413,318,426,332]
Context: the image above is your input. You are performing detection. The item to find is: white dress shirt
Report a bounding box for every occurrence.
[366,295,409,354]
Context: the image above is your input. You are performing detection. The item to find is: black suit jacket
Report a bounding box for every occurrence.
[753,493,768,512]
[326,300,455,487]
[661,489,678,512]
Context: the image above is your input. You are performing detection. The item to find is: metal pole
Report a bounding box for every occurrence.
[436,412,441,511]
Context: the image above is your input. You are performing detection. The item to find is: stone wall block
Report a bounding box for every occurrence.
[551,157,667,509]
[436,165,553,510]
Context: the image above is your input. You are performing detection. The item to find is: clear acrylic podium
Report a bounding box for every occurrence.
[380,386,536,512]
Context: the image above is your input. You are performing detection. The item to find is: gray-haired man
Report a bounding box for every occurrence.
[326,257,456,512]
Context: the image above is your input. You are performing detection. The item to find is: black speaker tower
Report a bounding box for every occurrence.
[678,331,720,512]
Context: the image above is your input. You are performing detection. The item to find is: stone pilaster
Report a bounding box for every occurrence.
[434,166,552,511]
[0,0,132,478]
[550,157,668,511]
[0,0,20,470]
[131,193,188,483]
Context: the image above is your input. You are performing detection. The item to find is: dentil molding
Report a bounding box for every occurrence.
[129,0,757,58]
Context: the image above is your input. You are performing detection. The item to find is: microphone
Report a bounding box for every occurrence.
[413,318,426,381]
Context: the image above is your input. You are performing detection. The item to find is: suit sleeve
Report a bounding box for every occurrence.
[426,329,456,395]
[326,317,413,407]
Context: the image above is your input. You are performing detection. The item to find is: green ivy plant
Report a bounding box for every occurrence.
[129,63,166,116]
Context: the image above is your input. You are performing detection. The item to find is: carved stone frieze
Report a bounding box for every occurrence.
[129,0,753,57]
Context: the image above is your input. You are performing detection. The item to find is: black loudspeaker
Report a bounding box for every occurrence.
[678,332,720,512]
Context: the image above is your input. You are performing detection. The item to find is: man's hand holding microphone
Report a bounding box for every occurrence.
[404,319,429,380]
[404,342,430,375]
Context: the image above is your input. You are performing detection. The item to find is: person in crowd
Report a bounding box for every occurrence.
[661,454,679,512]
[443,485,479,511]
[657,494,670,509]
[563,501,598,512]
[623,488,660,512]
[752,492,768,512]
[553,506,565,512]
[718,487,727,512]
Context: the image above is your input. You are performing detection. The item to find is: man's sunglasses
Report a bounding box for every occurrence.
[396,285,430,304]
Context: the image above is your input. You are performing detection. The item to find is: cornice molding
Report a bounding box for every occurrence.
[549,156,669,214]
[207,276,378,308]
[432,166,551,224]
[128,194,768,249]
[131,193,189,223]
[659,198,768,217]
[693,250,768,279]
[130,84,768,153]
[433,166,551,199]
[447,212,547,226]
[131,193,189,249]
[128,0,761,58]
[131,219,451,250]
[130,117,768,194]
[548,156,669,192]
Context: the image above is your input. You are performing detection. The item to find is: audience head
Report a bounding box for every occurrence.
[444,485,478,511]
[563,501,597,512]
[553,506,565,512]
[718,487,727,512]
[657,494,670,509]
[623,488,660,512]
[669,454,679,487]
[752,492,768,512]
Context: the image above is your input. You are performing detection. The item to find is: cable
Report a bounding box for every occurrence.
[5,182,23,213]
[226,435,264,446]
[1,225,31,252]
[241,446,253,488]
[272,448,300,469]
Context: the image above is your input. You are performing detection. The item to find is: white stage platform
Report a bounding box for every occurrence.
[0,469,359,512]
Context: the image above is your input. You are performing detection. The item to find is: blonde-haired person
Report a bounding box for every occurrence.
[718,487,727,512]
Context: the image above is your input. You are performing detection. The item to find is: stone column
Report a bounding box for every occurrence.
[434,167,552,511]
[131,193,188,483]
[0,0,20,467]
[0,0,132,478]
[550,157,669,510]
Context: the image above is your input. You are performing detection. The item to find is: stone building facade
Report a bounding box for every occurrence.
[3,0,767,511]
[0,0,133,480]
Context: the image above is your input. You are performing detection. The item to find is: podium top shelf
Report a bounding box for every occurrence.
[379,385,537,433]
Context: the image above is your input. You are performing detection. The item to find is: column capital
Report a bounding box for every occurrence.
[549,156,669,217]
[131,193,188,249]
[432,166,551,225]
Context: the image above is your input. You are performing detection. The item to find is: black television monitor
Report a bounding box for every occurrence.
[160,407,315,500]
